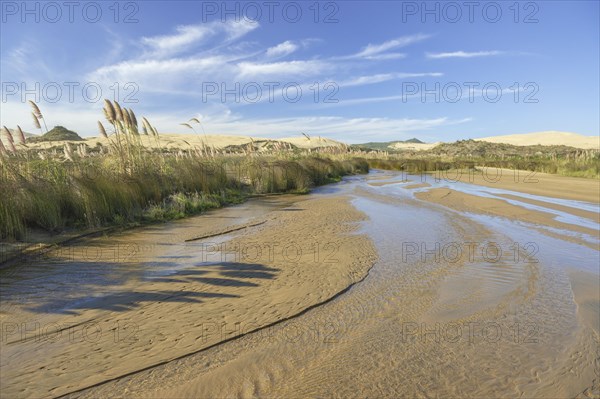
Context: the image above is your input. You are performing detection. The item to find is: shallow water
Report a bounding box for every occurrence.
[2,171,599,398]
[0,196,296,317]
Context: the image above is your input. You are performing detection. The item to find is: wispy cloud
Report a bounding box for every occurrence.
[352,34,430,59]
[2,40,52,79]
[265,40,299,58]
[141,20,259,58]
[236,60,331,78]
[199,113,472,142]
[426,50,503,59]
[339,72,443,87]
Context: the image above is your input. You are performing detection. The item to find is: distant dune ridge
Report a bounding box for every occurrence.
[1,129,597,151]
[474,131,599,149]
[1,132,347,151]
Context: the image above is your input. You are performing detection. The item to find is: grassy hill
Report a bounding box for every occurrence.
[27,126,83,142]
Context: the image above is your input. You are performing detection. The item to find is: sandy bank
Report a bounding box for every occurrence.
[0,195,376,398]
[415,188,598,250]
[431,167,599,203]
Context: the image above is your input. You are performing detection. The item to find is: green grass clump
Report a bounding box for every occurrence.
[0,154,369,241]
[27,126,83,142]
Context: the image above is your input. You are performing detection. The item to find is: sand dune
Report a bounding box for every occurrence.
[7,134,345,151]
[4,130,598,152]
[475,131,599,149]
[388,142,440,151]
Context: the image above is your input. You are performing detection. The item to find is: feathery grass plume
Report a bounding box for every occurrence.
[3,126,14,144]
[189,116,207,138]
[128,109,138,129]
[113,101,124,122]
[180,122,195,133]
[28,100,48,132]
[77,144,87,158]
[16,125,26,145]
[141,117,152,135]
[142,124,148,135]
[97,121,108,138]
[122,108,131,128]
[28,100,42,118]
[302,132,311,141]
[63,143,74,161]
[2,126,17,152]
[31,111,42,133]
[0,137,6,155]
[103,99,116,122]
[152,126,159,137]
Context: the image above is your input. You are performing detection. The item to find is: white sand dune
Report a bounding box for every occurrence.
[10,134,345,151]
[5,130,598,152]
[475,131,599,149]
[388,142,440,151]
[278,136,345,149]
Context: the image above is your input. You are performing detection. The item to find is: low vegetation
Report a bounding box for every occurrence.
[359,139,599,178]
[1,101,597,241]
[0,101,368,241]
[27,126,83,143]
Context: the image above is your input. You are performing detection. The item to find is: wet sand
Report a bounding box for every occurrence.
[1,169,598,398]
[0,196,376,398]
[434,167,599,203]
[415,188,598,249]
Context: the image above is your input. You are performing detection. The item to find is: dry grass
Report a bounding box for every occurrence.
[0,100,369,241]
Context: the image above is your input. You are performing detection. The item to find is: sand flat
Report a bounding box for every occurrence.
[431,167,600,203]
[68,170,599,399]
[0,195,376,398]
[414,187,598,250]
[2,170,598,399]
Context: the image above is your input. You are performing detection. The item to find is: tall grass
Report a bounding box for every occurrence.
[0,153,368,240]
[359,140,599,178]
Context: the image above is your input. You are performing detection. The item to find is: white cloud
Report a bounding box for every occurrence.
[339,72,443,87]
[197,113,472,142]
[362,53,407,61]
[265,41,299,58]
[426,50,503,59]
[140,20,259,57]
[0,98,473,143]
[353,34,430,58]
[236,60,331,78]
[2,40,52,79]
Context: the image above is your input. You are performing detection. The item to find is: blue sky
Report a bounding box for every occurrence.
[1,0,598,142]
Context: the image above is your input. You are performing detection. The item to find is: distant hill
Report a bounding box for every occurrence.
[426,139,592,158]
[27,126,83,142]
[351,138,426,152]
[403,138,424,144]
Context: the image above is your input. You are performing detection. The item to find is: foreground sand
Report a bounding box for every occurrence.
[0,196,376,398]
[67,170,599,398]
[1,168,598,398]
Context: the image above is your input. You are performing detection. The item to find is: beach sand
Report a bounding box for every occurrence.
[429,167,599,203]
[1,168,598,398]
[0,195,376,398]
